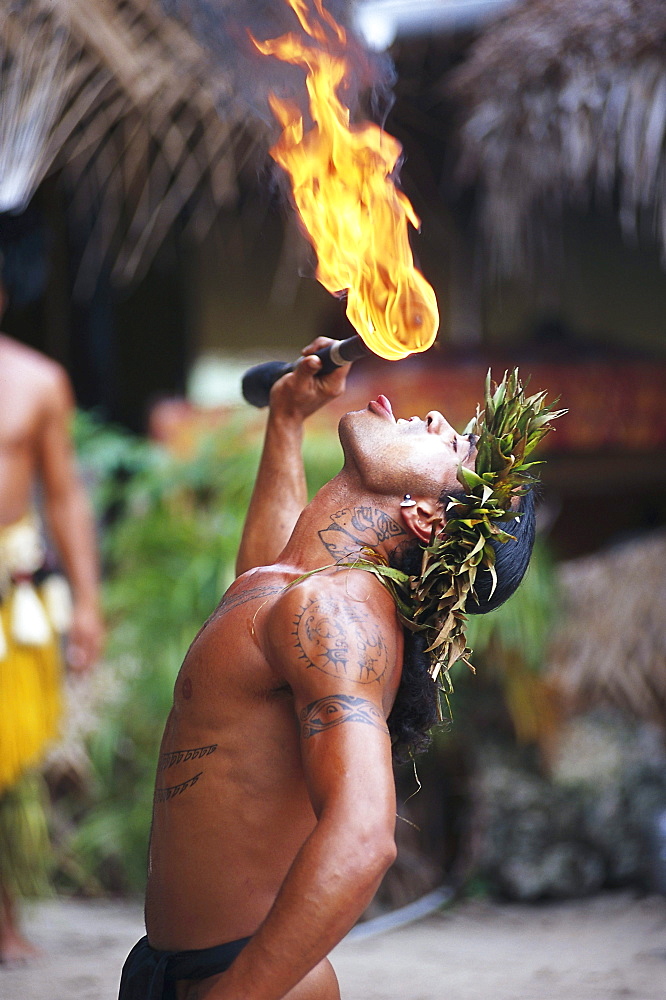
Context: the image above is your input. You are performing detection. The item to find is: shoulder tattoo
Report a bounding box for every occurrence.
[300,694,387,738]
[188,583,284,646]
[318,506,405,561]
[217,583,283,615]
[293,597,389,684]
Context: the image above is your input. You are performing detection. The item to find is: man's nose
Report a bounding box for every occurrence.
[425,411,454,433]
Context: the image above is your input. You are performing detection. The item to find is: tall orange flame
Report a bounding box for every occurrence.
[252,0,439,361]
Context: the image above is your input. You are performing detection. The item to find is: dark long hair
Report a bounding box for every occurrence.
[387,490,536,759]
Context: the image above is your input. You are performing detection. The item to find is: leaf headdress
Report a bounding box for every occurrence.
[351,369,566,705]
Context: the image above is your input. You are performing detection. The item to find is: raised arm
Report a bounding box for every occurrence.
[235,338,350,576]
[38,365,104,671]
[209,577,401,1000]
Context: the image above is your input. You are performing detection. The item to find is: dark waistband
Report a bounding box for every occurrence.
[119,934,251,1000]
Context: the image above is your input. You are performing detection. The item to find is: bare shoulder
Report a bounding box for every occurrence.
[217,568,288,614]
[185,566,291,655]
[266,569,402,690]
[269,567,398,628]
[0,335,70,404]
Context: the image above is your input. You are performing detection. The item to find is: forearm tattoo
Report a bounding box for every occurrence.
[293,597,388,683]
[155,745,217,802]
[318,506,405,561]
[300,694,387,738]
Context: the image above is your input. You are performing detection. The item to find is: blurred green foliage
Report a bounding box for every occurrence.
[66,411,343,894]
[466,538,558,674]
[438,537,560,748]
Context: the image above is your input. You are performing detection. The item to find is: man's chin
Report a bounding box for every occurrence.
[337,409,354,441]
[339,408,365,430]
[337,408,371,455]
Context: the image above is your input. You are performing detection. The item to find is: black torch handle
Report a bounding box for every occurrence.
[241,335,371,408]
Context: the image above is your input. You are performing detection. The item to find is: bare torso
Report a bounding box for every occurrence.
[145,562,402,952]
[0,335,57,524]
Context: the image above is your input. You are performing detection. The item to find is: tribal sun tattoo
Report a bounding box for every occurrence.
[300,694,386,738]
[292,597,388,683]
[318,506,405,562]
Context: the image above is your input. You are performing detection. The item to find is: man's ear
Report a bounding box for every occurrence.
[400,497,441,544]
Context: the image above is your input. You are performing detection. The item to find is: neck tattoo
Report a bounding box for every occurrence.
[318,506,405,562]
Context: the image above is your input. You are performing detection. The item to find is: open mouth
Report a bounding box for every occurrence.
[368,394,395,421]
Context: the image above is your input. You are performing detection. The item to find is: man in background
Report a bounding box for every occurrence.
[0,275,104,962]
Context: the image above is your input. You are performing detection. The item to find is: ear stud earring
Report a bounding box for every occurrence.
[400,494,416,507]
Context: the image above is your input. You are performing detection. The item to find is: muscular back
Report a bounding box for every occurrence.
[144,563,403,951]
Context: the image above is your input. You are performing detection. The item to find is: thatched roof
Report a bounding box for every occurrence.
[0,0,264,293]
[548,530,666,726]
[446,0,666,276]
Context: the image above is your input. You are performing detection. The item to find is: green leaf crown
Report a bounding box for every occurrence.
[350,369,566,703]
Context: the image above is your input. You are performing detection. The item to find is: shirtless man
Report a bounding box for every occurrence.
[0,279,104,961]
[120,339,536,999]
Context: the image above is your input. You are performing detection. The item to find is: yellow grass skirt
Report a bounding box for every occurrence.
[0,771,52,897]
[0,590,63,797]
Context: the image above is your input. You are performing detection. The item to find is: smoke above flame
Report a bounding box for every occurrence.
[251,0,439,361]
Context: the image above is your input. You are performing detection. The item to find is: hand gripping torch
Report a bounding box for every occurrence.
[241,335,371,408]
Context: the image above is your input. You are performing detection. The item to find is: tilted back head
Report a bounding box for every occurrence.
[361,369,565,699]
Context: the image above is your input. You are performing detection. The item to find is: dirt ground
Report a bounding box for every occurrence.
[2,890,665,1000]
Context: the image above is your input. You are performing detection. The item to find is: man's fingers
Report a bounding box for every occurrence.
[301,336,335,356]
[269,337,349,416]
[301,354,322,372]
[290,354,322,384]
[297,352,350,397]
[319,364,350,398]
[66,640,92,672]
[300,337,352,392]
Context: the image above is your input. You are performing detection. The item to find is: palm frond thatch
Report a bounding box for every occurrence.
[0,6,69,213]
[548,530,666,726]
[446,0,666,276]
[0,0,265,293]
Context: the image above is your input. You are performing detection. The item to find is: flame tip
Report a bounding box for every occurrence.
[256,0,439,359]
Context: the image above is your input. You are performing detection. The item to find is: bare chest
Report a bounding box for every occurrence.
[0,383,41,453]
[169,585,289,727]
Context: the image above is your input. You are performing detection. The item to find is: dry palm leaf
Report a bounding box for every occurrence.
[0,6,69,213]
[446,0,666,275]
[0,0,264,293]
[548,530,666,726]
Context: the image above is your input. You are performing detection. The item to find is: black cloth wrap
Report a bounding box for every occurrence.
[118,934,251,999]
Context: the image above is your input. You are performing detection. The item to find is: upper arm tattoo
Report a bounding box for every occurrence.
[300,694,387,738]
[293,597,388,684]
[318,506,405,561]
